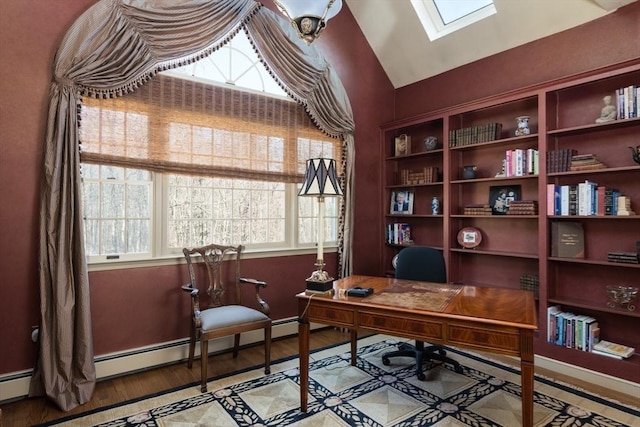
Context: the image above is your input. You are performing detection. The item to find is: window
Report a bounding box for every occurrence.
[80,31,342,264]
[410,0,496,41]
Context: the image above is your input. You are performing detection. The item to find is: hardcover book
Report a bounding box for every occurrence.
[551,222,585,258]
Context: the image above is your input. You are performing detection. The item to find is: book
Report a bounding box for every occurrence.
[592,340,635,358]
[551,222,585,258]
[591,349,623,360]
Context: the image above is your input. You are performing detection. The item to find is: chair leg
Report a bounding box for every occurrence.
[423,346,464,374]
[187,324,196,369]
[233,334,240,358]
[264,326,271,375]
[414,341,426,380]
[200,338,208,392]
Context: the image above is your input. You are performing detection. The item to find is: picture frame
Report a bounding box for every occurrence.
[390,190,414,215]
[489,185,521,215]
[394,134,411,156]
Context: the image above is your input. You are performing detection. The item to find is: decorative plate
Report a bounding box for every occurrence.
[457,227,482,249]
[392,254,399,269]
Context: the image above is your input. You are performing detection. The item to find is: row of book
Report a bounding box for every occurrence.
[547,149,576,173]
[547,305,600,352]
[502,148,539,177]
[546,182,624,216]
[396,166,439,185]
[448,123,502,147]
[548,306,636,359]
[616,85,638,119]
[386,223,412,245]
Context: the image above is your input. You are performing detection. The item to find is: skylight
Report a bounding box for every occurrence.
[410,0,496,41]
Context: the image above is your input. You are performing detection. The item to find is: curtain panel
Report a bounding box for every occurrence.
[34,0,355,411]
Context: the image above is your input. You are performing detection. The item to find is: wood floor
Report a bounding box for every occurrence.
[1,328,636,426]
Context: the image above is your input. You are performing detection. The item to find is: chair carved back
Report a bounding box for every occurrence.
[183,244,244,308]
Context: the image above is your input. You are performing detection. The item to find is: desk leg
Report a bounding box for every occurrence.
[520,330,534,427]
[299,319,310,412]
[350,329,357,365]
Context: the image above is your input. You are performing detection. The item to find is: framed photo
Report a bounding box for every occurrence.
[394,134,411,156]
[489,185,521,215]
[390,190,414,214]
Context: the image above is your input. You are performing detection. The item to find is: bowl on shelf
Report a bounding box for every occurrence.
[606,285,638,312]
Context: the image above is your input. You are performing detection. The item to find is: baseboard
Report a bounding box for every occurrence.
[0,317,318,403]
[2,328,638,403]
[534,354,640,398]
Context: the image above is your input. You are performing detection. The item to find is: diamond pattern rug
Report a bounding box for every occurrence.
[39,335,639,426]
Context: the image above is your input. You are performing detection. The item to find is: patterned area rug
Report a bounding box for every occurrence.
[39,335,639,427]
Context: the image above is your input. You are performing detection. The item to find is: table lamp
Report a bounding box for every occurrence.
[298,158,343,291]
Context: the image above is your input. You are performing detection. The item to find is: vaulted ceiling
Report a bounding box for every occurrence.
[345,0,638,88]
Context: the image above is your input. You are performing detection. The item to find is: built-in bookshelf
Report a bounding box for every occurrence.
[380,59,640,382]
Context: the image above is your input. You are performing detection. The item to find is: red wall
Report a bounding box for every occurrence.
[0,0,393,374]
[1,0,639,378]
[396,2,640,118]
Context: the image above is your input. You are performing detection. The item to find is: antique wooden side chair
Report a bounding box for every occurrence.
[182,244,271,392]
[381,246,463,380]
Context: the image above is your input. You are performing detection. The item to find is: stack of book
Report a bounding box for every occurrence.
[506,200,538,215]
[592,340,635,359]
[569,153,606,171]
[449,122,502,147]
[463,204,492,215]
[607,251,639,264]
[397,166,439,185]
[547,305,599,352]
[386,223,412,245]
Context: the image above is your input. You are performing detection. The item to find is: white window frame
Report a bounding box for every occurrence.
[410,0,496,41]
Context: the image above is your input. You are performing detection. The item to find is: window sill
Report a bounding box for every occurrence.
[87,246,338,272]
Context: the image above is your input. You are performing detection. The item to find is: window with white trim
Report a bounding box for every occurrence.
[80,31,342,263]
[410,0,496,41]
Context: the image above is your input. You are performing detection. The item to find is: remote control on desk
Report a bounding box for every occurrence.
[346,287,374,297]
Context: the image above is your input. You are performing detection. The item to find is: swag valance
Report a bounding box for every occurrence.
[35,0,355,411]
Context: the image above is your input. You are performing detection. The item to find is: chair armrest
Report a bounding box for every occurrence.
[239,277,270,315]
[181,283,199,296]
[240,277,267,288]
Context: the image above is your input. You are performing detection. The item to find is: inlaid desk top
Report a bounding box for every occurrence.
[298,275,537,330]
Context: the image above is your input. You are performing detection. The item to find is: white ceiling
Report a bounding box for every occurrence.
[345,0,637,88]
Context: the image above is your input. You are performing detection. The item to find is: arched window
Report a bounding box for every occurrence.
[80,31,342,264]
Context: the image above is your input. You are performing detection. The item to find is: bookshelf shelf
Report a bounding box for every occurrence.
[547,116,640,135]
[381,60,639,382]
[548,257,640,268]
[450,248,539,259]
[548,165,640,177]
[451,214,539,219]
[547,297,640,318]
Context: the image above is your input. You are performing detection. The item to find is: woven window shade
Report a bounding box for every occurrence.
[80,74,341,183]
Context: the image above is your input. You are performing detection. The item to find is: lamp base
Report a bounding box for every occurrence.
[306,278,334,292]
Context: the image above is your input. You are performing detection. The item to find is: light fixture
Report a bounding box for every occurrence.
[273,0,343,45]
[298,158,343,291]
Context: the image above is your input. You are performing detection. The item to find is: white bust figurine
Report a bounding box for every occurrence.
[595,95,617,123]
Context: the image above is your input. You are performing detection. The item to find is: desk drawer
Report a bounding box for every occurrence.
[307,305,354,327]
[448,323,520,354]
[359,312,443,340]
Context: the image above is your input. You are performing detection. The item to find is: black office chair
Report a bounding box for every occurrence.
[382,246,463,380]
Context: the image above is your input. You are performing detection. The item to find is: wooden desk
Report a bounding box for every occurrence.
[297,275,538,427]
